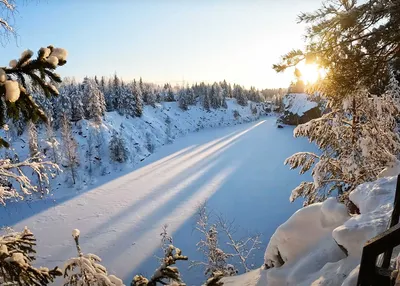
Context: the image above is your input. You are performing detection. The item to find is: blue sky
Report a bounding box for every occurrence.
[2,0,322,89]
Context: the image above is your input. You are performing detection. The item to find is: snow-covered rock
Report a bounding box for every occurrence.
[264,197,349,268]
[278,93,322,125]
[224,176,398,286]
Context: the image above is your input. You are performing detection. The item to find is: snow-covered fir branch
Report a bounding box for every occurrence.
[286,86,400,206]
[0,227,62,285]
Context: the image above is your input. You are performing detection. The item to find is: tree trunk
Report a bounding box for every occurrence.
[352,97,357,144]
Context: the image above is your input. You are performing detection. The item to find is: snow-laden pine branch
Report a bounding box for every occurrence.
[0,153,59,204]
[287,83,400,206]
[0,227,62,285]
[63,229,124,286]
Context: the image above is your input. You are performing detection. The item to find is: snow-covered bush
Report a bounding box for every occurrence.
[131,244,188,286]
[233,110,240,120]
[286,87,400,206]
[0,46,67,204]
[63,229,124,286]
[193,204,260,280]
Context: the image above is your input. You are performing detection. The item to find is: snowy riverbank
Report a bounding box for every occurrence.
[0,116,317,285]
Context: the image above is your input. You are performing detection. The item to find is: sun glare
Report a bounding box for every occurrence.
[297,62,325,84]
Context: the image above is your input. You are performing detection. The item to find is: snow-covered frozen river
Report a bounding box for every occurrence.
[0,117,317,285]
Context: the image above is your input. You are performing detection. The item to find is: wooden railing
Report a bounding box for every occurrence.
[357,174,400,286]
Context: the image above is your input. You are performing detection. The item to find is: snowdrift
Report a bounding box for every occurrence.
[223,176,397,286]
[278,93,322,125]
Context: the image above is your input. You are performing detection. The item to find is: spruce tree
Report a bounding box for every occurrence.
[222,94,228,109]
[109,127,128,163]
[113,73,124,114]
[186,86,196,106]
[69,82,85,122]
[146,86,157,107]
[178,88,188,111]
[234,85,247,106]
[164,84,175,102]
[121,84,136,117]
[55,85,73,125]
[203,91,211,111]
[132,79,143,117]
[83,77,106,123]
[105,77,115,112]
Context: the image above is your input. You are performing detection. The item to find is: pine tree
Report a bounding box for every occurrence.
[55,85,73,125]
[203,91,211,111]
[164,84,175,102]
[273,0,400,98]
[234,85,248,106]
[100,76,106,94]
[186,86,196,106]
[178,88,188,111]
[156,89,162,103]
[113,74,124,114]
[83,77,106,123]
[286,88,400,206]
[105,77,115,112]
[0,228,62,285]
[145,86,157,107]
[69,82,85,122]
[61,113,79,185]
[120,84,135,117]
[132,80,143,117]
[109,127,128,163]
[222,94,228,109]
[210,83,222,109]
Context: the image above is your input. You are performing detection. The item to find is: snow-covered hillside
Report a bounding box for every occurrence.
[223,176,397,286]
[3,98,263,196]
[0,116,318,285]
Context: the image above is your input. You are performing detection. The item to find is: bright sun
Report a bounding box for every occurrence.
[296,62,325,84]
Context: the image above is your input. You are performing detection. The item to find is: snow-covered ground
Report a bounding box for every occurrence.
[224,176,398,286]
[0,116,317,285]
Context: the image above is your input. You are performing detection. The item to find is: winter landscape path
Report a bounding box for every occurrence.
[0,117,317,285]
